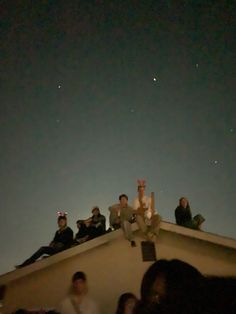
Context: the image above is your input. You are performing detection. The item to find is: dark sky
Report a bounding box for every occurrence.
[1,1,235,274]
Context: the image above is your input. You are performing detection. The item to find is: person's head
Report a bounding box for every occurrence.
[57,216,67,229]
[140,259,204,307]
[179,197,189,209]
[116,293,137,314]
[138,186,145,197]
[119,194,128,207]
[92,206,100,216]
[72,271,87,295]
[76,220,84,229]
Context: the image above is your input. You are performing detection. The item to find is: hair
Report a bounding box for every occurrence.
[116,292,137,314]
[119,194,128,201]
[92,206,100,213]
[72,271,86,282]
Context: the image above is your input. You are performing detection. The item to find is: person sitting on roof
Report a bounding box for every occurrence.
[73,220,90,245]
[109,194,137,247]
[133,180,162,242]
[175,197,205,230]
[15,214,73,268]
[84,207,106,239]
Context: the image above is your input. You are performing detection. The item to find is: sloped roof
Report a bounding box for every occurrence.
[0,221,236,286]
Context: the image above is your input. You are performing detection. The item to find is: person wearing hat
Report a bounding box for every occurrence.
[133,180,161,241]
[16,215,73,268]
[58,271,100,314]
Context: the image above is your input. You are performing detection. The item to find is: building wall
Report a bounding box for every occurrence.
[2,228,236,314]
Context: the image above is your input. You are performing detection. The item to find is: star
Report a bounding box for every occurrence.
[58,85,61,89]
[196,64,199,68]
[153,77,157,82]
[213,160,219,164]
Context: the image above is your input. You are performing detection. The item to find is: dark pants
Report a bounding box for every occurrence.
[20,244,63,267]
[87,226,105,239]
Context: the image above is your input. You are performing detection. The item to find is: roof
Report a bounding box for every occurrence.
[1,221,236,286]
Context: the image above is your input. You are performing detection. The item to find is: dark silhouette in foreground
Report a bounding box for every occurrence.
[134,259,236,314]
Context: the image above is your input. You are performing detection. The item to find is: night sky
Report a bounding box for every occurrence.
[1,1,235,274]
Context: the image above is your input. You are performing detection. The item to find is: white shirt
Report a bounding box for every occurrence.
[133,195,153,219]
[58,295,100,314]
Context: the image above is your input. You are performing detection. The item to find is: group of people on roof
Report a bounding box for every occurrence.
[16,180,205,268]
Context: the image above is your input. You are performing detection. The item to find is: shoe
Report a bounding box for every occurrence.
[131,240,136,247]
[15,264,23,269]
[15,258,34,268]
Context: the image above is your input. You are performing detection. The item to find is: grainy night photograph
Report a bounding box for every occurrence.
[0,1,236,313]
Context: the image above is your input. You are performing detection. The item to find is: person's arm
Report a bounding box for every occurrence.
[100,215,106,231]
[93,215,105,229]
[186,208,193,220]
[49,231,58,246]
[109,205,120,226]
[84,216,93,227]
[133,198,139,210]
[175,208,179,224]
[145,196,153,218]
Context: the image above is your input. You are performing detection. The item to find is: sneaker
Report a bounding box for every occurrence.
[131,240,136,247]
[15,264,23,269]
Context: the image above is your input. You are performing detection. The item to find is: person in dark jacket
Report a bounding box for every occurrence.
[16,215,73,268]
[134,259,236,314]
[74,220,90,245]
[85,207,106,239]
[175,197,205,230]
